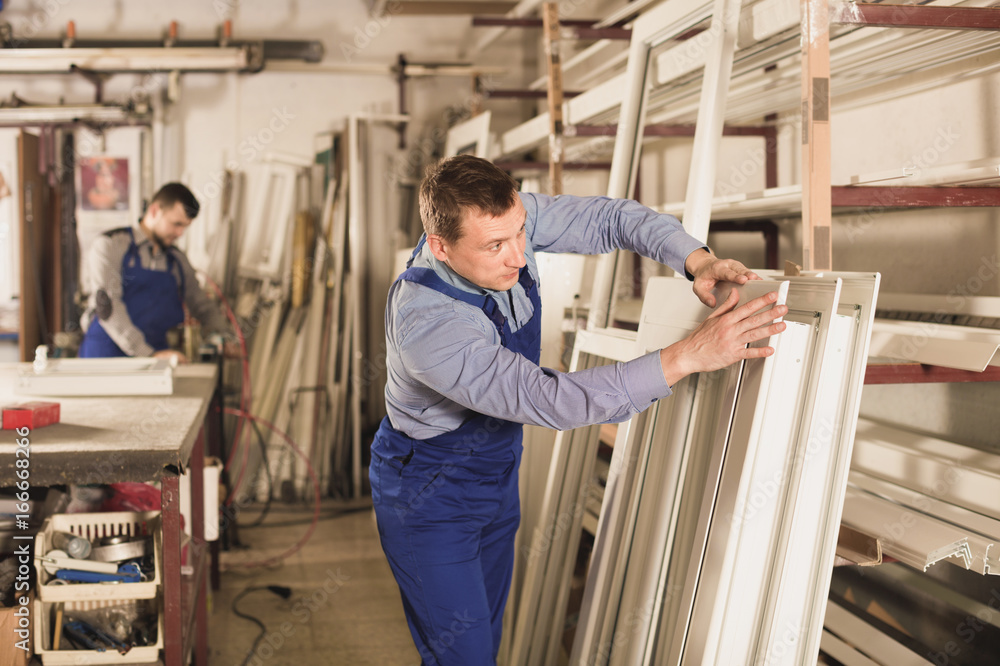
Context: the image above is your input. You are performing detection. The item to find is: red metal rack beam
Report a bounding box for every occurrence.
[483,88,582,99]
[471,16,631,39]
[495,160,612,170]
[472,17,603,28]
[567,124,771,137]
[837,4,1000,30]
[831,186,1000,207]
[864,362,1000,384]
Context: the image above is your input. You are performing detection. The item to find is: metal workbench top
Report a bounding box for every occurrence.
[0,362,218,486]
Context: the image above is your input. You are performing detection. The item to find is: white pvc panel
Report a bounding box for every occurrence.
[868,319,1000,371]
[852,419,1000,522]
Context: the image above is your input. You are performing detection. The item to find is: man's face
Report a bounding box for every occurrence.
[145,201,193,247]
[429,198,527,292]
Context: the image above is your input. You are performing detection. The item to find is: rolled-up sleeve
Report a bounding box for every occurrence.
[176,253,231,337]
[396,300,671,431]
[520,192,707,278]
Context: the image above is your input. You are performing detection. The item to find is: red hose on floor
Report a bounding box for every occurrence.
[222,407,322,569]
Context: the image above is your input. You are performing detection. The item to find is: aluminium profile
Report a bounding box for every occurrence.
[841,486,974,572]
[849,471,1000,575]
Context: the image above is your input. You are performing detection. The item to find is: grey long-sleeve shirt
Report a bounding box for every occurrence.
[385,192,708,440]
[80,223,230,356]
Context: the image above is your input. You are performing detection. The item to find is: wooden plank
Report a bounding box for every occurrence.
[838,3,1000,30]
[543,2,564,195]
[17,130,47,362]
[801,0,832,271]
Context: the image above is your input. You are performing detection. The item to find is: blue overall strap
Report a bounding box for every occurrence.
[517,261,536,295]
[405,235,427,269]
[399,267,512,345]
[123,228,186,297]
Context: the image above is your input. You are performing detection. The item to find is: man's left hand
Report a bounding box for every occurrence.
[686,249,761,308]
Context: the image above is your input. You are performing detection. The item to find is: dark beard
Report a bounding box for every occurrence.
[150,232,169,251]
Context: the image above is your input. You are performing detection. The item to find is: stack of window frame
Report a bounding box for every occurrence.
[511,271,879,665]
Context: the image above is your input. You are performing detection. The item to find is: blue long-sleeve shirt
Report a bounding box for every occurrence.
[384,192,708,439]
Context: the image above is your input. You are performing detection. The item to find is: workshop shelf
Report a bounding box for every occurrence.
[36,511,162,603]
[33,596,163,665]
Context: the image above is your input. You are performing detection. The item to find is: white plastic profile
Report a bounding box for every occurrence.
[565,271,879,666]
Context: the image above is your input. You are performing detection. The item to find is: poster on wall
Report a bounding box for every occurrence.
[79,157,130,211]
[76,155,135,294]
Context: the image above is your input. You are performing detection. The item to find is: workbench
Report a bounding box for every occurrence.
[0,362,217,665]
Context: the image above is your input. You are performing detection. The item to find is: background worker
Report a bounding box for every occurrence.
[78,182,231,361]
[370,155,788,665]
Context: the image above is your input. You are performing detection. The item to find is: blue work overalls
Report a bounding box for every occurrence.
[370,251,542,666]
[79,228,186,358]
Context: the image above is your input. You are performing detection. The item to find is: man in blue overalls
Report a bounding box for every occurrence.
[79,183,231,360]
[371,156,787,665]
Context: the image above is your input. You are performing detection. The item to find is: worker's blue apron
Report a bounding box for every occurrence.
[370,246,541,666]
[79,229,186,358]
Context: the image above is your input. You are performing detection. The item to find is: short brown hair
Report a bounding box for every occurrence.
[150,182,200,219]
[419,155,519,244]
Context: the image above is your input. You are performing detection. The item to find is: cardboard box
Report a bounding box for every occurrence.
[0,593,32,666]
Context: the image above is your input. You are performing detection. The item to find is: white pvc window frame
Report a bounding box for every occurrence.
[569,270,880,666]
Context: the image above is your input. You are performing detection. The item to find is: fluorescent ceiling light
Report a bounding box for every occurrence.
[0,46,254,73]
[0,105,140,124]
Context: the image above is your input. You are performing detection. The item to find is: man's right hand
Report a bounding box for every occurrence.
[153,349,189,365]
[658,289,787,387]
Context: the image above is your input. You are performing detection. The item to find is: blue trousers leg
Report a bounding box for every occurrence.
[371,455,520,666]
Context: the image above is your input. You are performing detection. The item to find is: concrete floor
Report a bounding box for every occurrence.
[209,500,419,665]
